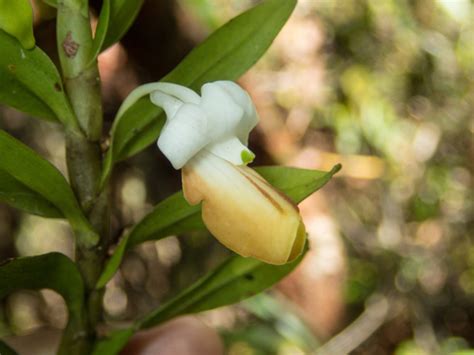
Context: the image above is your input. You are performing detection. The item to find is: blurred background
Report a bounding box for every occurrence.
[0,0,473,354]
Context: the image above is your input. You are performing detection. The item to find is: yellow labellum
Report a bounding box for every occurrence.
[182,151,306,265]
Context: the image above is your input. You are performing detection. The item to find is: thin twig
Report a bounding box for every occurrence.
[315,295,392,355]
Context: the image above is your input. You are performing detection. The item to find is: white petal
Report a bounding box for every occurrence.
[182,152,306,264]
[205,136,254,165]
[157,104,208,169]
[200,82,244,139]
[213,81,259,144]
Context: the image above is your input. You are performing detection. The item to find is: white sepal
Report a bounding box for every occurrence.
[150,81,259,168]
[199,82,244,139]
[157,104,208,169]
[213,81,259,144]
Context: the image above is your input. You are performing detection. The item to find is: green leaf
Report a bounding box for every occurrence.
[0,0,35,49]
[96,164,340,289]
[0,30,78,127]
[0,130,98,246]
[0,169,63,218]
[101,0,297,186]
[91,328,135,355]
[255,163,342,203]
[0,252,84,319]
[142,245,307,328]
[89,0,111,64]
[127,192,202,247]
[94,245,307,354]
[101,0,144,51]
[0,253,86,351]
[87,0,143,64]
[95,192,202,288]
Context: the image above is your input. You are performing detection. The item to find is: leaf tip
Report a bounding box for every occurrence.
[332,163,342,175]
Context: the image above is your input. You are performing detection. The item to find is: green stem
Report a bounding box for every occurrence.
[56,0,102,140]
[56,1,108,353]
[65,130,101,212]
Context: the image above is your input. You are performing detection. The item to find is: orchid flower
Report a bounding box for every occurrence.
[123,81,306,264]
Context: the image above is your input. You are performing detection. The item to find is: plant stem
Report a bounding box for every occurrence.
[56,0,108,353]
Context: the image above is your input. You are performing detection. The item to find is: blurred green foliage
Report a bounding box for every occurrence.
[323,1,473,353]
[184,0,473,353]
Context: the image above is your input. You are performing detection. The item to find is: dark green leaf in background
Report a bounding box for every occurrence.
[89,0,111,64]
[0,130,98,246]
[0,169,63,218]
[100,0,297,186]
[0,253,86,353]
[0,31,78,127]
[96,164,340,289]
[100,0,144,51]
[0,252,84,321]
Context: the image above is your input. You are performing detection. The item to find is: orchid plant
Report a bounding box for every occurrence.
[0,0,339,354]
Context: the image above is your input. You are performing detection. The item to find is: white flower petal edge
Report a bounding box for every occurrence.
[182,151,306,265]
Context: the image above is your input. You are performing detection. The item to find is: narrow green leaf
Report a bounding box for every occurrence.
[94,245,307,354]
[101,0,144,51]
[88,0,111,64]
[256,163,342,203]
[0,252,84,319]
[0,253,86,353]
[96,165,340,289]
[91,328,135,355]
[0,31,78,127]
[0,0,35,49]
[101,0,297,185]
[96,192,202,288]
[141,245,307,328]
[0,169,63,218]
[95,235,129,288]
[0,130,98,246]
[127,192,201,247]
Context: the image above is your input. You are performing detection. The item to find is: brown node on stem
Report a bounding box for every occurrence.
[62,31,79,58]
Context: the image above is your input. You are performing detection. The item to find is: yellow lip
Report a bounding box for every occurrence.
[182,151,306,265]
